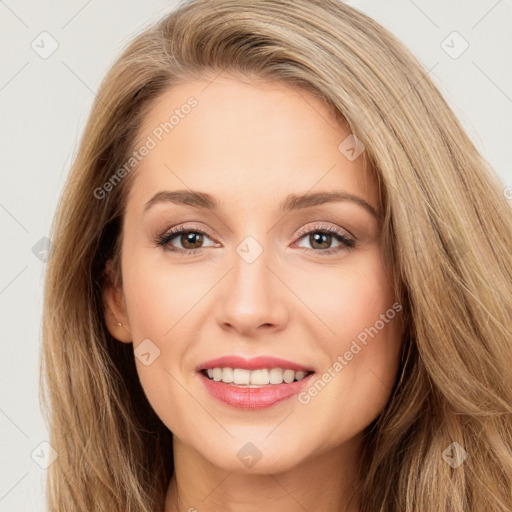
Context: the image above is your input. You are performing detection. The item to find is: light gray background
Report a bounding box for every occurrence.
[1,1,511,510]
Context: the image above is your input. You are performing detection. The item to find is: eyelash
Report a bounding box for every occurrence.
[154,224,356,256]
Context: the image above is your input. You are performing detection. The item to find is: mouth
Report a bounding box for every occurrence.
[196,356,316,409]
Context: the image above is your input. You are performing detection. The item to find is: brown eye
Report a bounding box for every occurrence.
[180,232,204,249]
[155,227,217,254]
[295,226,356,254]
[308,232,333,250]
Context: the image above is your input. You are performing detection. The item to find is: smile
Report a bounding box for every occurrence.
[196,355,316,409]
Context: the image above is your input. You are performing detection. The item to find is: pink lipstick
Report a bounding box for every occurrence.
[196,355,316,409]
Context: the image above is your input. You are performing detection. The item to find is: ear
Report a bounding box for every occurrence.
[102,259,132,343]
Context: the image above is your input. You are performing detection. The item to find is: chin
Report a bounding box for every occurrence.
[195,432,310,474]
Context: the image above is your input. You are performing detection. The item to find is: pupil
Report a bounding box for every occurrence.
[311,232,331,249]
[182,232,202,249]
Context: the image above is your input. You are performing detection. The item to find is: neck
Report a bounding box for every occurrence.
[164,434,363,512]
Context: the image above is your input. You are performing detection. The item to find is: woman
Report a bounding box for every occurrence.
[40,0,512,510]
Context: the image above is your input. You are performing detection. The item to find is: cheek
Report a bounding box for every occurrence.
[296,254,403,433]
[297,317,403,449]
[299,252,398,345]
[120,249,216,432]
[122,248,204,341]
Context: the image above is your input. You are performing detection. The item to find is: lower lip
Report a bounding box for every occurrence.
[199,371,315,409]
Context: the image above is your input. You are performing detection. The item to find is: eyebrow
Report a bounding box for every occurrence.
[143,189,379,219]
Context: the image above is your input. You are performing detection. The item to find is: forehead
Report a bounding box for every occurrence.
[128,76,378,214]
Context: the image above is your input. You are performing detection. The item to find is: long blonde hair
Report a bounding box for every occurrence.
[40,1,512,510]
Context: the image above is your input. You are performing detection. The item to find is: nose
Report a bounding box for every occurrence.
[215,248,289,337]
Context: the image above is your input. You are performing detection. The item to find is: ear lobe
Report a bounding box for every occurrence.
[102,260,132,343]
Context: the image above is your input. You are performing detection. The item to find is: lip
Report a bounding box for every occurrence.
[196,355,314,372]
[198,371,315,409]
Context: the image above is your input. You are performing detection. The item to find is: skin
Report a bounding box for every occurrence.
[103,74,404,512]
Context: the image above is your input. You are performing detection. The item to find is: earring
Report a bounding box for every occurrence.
[117,322,122,327]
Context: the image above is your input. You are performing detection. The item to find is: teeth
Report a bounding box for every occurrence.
[233,368,250,385]
[269,368,283,384]
[250,369,269,385]
[203,367,311,386]
[222,367,234,383]
[283,369,295,383]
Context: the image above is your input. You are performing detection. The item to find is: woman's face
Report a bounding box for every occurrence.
[104,74,404,473]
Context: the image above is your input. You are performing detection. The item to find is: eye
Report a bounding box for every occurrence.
[154,225,217,255]
[293,224,356,255]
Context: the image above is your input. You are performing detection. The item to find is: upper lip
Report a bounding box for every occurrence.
[197,355,315,373]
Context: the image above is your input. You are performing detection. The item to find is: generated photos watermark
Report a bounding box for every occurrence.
[298,301,403,405]
[93,96,198,200]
